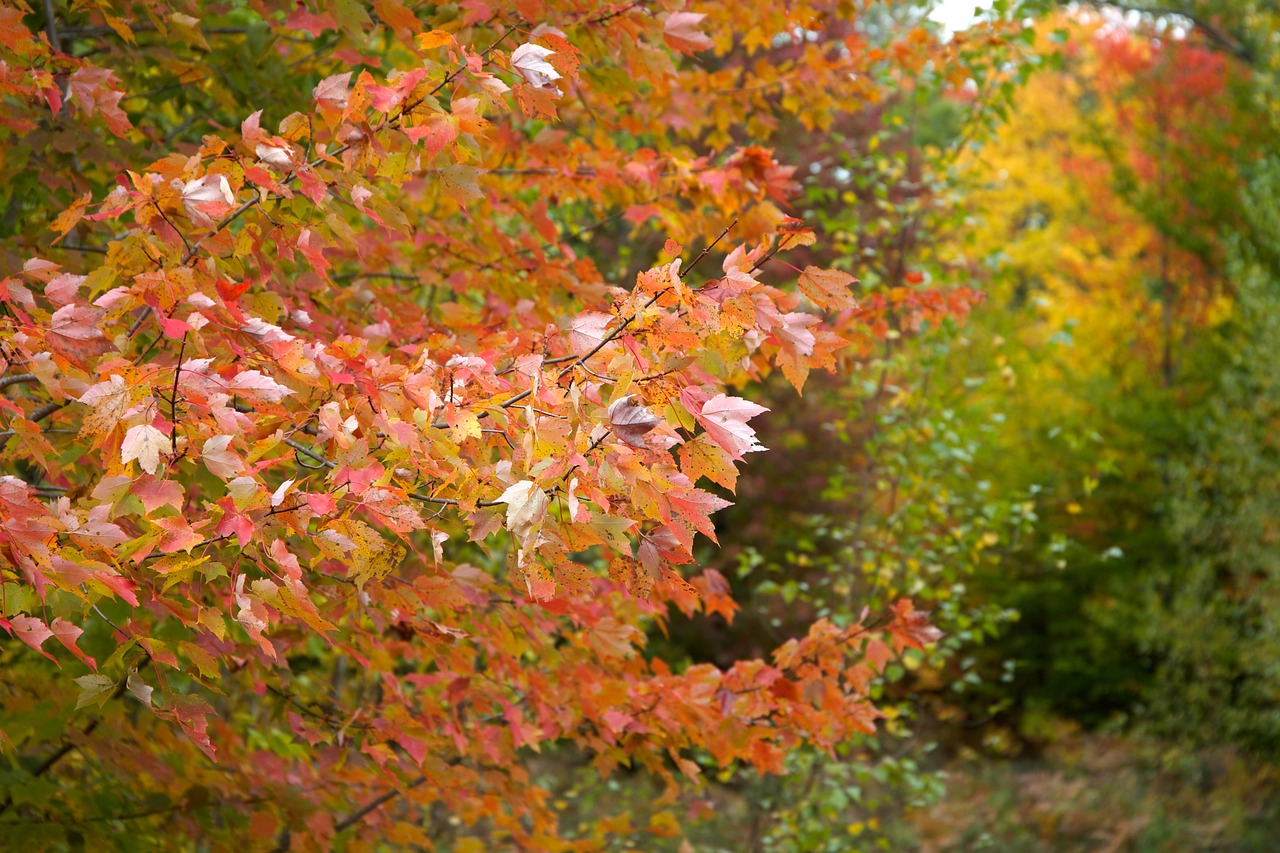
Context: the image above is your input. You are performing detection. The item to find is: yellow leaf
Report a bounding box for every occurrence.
[49,193,92,244]
[448,410,482,443]
[416,29,454,50]
[678,434,739,492]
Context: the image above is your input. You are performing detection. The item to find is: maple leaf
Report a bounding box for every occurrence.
[65,507,128,550]
[121,423,169,474]
[47,304,111,367]
[510,43,562,91]
[513,83,561,120]
[233,574,277,659]
[127,672,154,705]
[270,478,296,507]
[569,312,614,356]
[607,395,661,448]
[665,480,732,548]
[362,488,426,533]
[776,216,817,246]
[50,193,93,244]
[679,388,769,461]
[202,435,244,479]
[776,311,818,357]
[255,143,296,170]
[798,266,858,312]
[440,164,484,207]
[313,72,352,110]
[515,556,557,601]
[5,614,57,664]
[66,67,133,136]
[74,674,115,710]
[182,175,236,228]
[318,519,406,587]
[366,67,429,113]
[664,12,715,55]
[78,374,132,438]
[693,569,738,623]
[131,475,185,513]
[888,599,944,652]
[404,116,459,153]
[584,616,642,659]
[0,6,35,52]
[46,272,86,306]
[416,29,454,50]
[228,369,293,403]
[497,480,550,550]
[50,618,97,670]
[155,516,205,554]
[610,555,656,599]
[156,695,218,761]
[678,434,739,491]
[285,6,336,36]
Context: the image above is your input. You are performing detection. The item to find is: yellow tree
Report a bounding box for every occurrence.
[945,9,1259,723]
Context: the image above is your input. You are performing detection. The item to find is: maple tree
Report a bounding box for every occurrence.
[0,0,1019,847]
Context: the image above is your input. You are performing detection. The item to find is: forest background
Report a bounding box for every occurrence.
[2,0,1279,850]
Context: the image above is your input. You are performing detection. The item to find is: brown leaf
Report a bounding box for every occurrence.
[607,395,661,448]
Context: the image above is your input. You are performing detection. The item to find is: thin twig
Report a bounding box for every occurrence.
[334,775,428,831]
[42,0,60,53]
[170,335,186,453]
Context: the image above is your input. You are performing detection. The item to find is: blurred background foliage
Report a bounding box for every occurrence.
[580,0,1280,848]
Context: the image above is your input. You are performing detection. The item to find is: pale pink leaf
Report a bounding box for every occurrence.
[228,369,293,402]
[569,312,614,356]
[181,175,236,228]
[121,423,169,474]
[7,614,57,663]
[679,388,768,461]
[664,12,715,54]
[255,143,295,170]
[777,311,818,357]
[313,72,351,109]
[202,435,243,479]
[127,671,153,705]
[50,617,97,670]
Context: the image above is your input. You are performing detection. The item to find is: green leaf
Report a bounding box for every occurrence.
[74,674,115,710]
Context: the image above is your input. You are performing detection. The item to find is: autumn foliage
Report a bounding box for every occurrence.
[0,0,1007,847]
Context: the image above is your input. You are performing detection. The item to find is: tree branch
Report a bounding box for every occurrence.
[0,373,38,392]
[334,775,428,832]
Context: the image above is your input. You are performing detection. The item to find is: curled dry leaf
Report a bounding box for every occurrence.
[607,395,661,448]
